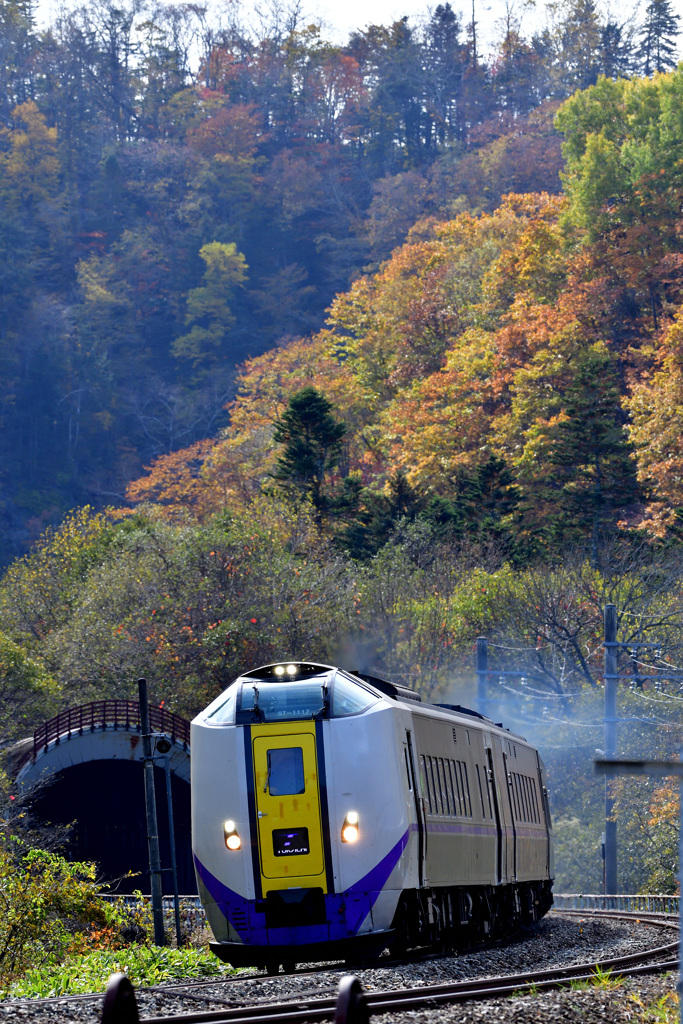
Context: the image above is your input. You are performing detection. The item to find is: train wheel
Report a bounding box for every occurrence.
[266,962,280,975]
[282,960,296,974]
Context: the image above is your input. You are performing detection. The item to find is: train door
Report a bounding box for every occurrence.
[536,750,552,877]
[404,730,425,886]
[485,746,503,884]
[252,724,327,894]
[502,752,517,881]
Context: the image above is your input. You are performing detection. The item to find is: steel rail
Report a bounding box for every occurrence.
[135,925,680,1024]
[137,960,679,1024]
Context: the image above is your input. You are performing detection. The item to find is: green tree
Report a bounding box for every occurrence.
[172,241,248,371]
[547,345,637,550]
[272,386,347,510]
[513,344,638,556]
[423,4,467,143]
[0,633,57,738]
[0,840,112,987]
[0,0,35,120]
[559,0,604,92]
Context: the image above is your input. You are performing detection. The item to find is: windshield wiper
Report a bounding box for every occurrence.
[251,685,264,722]
[313,683,330,720]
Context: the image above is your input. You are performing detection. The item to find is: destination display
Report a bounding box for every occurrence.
[272,827,310,856]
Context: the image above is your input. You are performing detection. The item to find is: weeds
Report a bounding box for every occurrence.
[629,990,679,1023]
[4,945,242,998]
[570,965,623,991]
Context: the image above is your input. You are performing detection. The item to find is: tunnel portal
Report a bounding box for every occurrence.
[13,701,196,894]
[26,759,194,893]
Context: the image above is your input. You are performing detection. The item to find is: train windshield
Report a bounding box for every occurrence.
[236,672,378,722]
[203,668,380,724]
[239,680,327,721]
[204,687,238,724]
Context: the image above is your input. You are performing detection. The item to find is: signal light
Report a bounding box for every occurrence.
[341,811,360,843]
[224,820,241,850]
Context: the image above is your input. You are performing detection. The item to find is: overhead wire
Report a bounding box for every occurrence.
[486,641,553,652]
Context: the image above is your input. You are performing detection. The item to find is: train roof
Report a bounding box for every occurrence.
[211,661,526,740]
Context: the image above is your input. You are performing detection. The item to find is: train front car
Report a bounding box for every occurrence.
[191,663,413,968]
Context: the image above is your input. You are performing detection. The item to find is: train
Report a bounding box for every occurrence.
[191,661,554,970]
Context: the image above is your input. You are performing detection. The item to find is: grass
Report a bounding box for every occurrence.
[570,965,624,991]
[629,991,679,1024]
[3,945,243,999]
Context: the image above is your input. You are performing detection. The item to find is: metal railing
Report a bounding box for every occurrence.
[101,894,207,934]
[553,893,679,914]
[32,700,191,759]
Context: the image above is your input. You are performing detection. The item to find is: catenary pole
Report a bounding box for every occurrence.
[163,754,182,946]
[596,756,683,1024]
[138,678,166,946]
[603,605,618,895]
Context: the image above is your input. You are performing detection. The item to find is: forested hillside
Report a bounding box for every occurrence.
[129,65,683,556]
[3,0,683,890]
[1,0,676,562]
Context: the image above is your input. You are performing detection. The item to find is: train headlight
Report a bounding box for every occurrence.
[224,820,241,850]
[341,811,360,843]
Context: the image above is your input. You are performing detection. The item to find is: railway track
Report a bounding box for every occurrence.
[99,909,679,1024]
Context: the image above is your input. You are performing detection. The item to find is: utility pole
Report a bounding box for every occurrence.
[138,678,166,946]
[476,637,488,714]
[603,604,618,895]
[597,755,683,1023]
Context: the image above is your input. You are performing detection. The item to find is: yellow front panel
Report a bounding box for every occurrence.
[252,723,327,895]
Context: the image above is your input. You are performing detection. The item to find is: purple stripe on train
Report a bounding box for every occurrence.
[194,828,409,945]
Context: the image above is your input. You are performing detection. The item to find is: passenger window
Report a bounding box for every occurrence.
[451,759,462,814]
[485,768,494,818]
[429,758,442,814]
[476,764,486,818]
[443,760,455,816]
[420,755,433,813]
[510,773,520,819]
[266,747,305,795]
[440,761,450,815]
[459,762,472,817]
[404,747,413,790]
[542,786,553,827]
[517,775,526,820]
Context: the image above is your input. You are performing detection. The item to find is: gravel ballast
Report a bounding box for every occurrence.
[0,913,677,1023]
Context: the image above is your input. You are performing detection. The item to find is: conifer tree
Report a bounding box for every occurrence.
[272,387,347,510]
[638,0,680,75]
[545,345,638,557]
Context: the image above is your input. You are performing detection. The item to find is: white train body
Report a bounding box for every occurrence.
[191,663,553,967]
